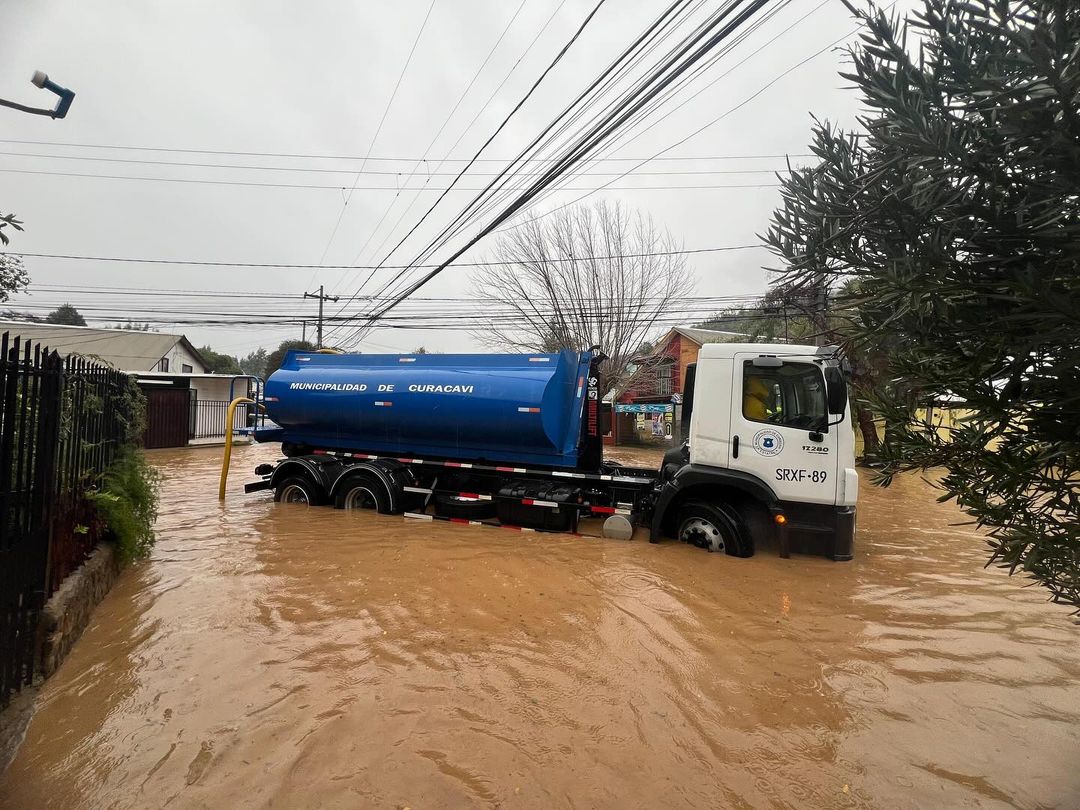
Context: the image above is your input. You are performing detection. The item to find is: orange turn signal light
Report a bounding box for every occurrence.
[774,514,787,525]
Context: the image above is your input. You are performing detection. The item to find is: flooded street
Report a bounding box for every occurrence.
[2,443,1078,809]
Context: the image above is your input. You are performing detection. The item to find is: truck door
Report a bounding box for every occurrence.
[728,353,838,505]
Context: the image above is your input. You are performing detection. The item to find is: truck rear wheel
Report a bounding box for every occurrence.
[274,476,323,506]
[677,501,752,557]
[334,474,393,513]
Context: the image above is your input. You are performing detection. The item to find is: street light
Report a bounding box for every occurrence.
[0,70,76,119]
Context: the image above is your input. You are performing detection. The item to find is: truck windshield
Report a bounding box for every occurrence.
[743,361,827,431]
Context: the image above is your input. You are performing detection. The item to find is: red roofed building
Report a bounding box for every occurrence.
[608,326,740,445]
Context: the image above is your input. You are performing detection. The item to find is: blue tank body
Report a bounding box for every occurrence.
[257,349,595,468]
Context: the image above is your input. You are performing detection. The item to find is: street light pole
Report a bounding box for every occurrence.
[0,71,75,119]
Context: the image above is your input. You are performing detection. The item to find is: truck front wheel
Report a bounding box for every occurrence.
[677,501,752,557]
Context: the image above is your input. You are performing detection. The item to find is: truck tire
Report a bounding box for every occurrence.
[274,476,324,506]
[335,474,392,513]
[676,501,752,557]
[433,494,497,520]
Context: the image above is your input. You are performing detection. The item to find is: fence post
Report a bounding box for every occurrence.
[34,351,63,594]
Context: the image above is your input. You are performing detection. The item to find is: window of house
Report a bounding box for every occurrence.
[742,360,827,430]
[182,363,193,374]
[656,363,673,396]
[159,358,169,372]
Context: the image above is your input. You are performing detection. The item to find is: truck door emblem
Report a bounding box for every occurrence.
[752,429,784,457]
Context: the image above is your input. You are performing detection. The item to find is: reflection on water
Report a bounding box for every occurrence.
[1,444,1077,808]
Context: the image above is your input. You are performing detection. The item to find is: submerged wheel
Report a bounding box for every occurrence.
[676,501,752,557]
[274,476,322,506]
[333,473,393,513]
[433,493,497,520]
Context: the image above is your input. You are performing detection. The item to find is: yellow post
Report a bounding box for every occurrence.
[219,397,255,501]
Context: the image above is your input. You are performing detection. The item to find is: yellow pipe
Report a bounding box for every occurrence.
[219,396,255,501]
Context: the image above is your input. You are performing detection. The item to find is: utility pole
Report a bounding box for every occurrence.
[815,275,829,347]
[303,285,339,349]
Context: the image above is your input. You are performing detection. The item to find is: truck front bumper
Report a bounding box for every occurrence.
[775,501,856,561]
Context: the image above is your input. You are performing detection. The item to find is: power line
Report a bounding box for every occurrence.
[0,137,812,163]
[346,1,775,347]
[0,149,796,176]
[348,0,615,302]
[385,0,744,274]
[329,0,694,313]
[0,167,780,192]
[314,0,438,267]
[19,287,776,315]
[507,0,828,221]
[331,0,718,337]
[3,242,762,269]
[502,1,899,234]
[343,0,533,271]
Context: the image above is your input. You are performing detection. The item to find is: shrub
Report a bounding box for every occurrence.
[89,449,161,562]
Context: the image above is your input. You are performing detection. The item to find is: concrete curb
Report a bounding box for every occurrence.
[38,543,121,679]
[1,543,122,774]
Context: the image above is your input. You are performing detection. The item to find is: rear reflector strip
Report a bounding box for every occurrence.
[528,357,550,362]
[517,407,541,413]
[589,506,632,516]
[285,450,654,485]
[374,401,392,407]
[398,357,417,362]
[522,499,559,509]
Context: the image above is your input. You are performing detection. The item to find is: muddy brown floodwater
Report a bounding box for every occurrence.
[2,443,1078,809]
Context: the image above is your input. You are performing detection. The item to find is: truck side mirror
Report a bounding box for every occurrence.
[824,366,847,415]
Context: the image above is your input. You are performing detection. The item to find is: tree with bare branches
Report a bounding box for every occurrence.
[470,201,695,394]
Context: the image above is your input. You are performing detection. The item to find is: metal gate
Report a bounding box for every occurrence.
[143,388,190,448]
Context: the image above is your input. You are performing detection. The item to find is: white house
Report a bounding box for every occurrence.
[0,322,251,447]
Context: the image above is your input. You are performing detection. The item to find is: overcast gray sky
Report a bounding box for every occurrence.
[0,0,916,357]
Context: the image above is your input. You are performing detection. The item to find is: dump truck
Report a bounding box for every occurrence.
[242,344,857,559]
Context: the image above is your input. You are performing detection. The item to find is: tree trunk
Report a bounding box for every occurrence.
[855,403,879,458]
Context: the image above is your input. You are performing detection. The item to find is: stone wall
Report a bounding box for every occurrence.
[37,543,120,678]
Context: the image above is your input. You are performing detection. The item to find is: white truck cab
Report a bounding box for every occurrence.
[650,343,858,560]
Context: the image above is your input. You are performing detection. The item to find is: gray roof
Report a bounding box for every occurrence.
[0,321,207,372]
[672,326,744,345]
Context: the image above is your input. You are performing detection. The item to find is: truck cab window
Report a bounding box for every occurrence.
[743,361,827,431]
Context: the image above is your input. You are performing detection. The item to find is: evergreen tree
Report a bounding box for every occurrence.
[765,0,1080,609]
[266,340,317,375]
[198,346,242,375]
[46,304,87,326]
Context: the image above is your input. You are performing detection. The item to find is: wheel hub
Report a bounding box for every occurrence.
[344,487,377,510]
[680,517,725,552]
[279,484,310,505]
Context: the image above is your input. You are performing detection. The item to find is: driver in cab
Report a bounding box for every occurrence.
[744,376,773,421]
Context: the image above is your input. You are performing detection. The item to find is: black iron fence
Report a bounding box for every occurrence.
[191,399,248,440]
[0,332,134,706]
